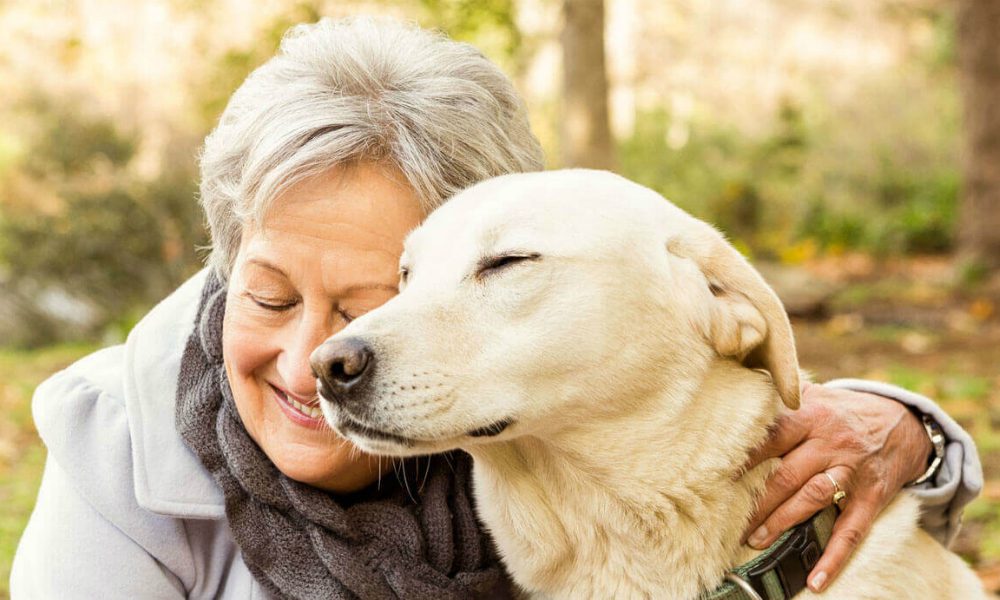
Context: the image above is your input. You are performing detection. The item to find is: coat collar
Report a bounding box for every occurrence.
[123,268,226,518]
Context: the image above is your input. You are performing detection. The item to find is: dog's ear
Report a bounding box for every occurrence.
[667,230,800,409]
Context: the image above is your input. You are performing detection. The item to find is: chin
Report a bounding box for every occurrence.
[269,444,377,493]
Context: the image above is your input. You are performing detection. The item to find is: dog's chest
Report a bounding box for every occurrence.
[474,464,754,599]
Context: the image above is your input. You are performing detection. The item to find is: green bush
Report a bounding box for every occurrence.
[618,103,809,254]
[2,188,164,310]
[618,96,959,259]
[0,98,205,347]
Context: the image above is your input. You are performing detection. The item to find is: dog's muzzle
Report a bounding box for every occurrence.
[310,337,374,409]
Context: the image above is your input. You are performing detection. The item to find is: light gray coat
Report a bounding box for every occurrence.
[10,271,983,598]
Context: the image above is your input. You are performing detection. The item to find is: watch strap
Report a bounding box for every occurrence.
[908,414,945,486]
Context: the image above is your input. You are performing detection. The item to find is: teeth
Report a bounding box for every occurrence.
[285,392,321,419]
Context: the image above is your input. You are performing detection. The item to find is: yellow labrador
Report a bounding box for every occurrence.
[311,170,985,599]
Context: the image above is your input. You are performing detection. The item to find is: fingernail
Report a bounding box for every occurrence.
[809,571,827,592]
[747,526,768,548]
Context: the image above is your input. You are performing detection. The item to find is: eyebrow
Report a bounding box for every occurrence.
[344,283,399,293]
[246,258,289,277]
[245,258,397,294]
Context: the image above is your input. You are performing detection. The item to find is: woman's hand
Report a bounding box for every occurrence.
[741,382,933,593]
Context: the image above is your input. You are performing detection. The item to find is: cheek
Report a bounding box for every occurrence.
[222,305,281,443]
[486,274,604,357]
[222,309,278,381]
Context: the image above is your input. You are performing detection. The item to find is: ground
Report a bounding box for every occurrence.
[0,256,998,597]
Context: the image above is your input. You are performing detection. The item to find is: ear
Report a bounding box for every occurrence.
[667,230,801,409]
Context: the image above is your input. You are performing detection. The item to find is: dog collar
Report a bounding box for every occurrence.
[701,506,838,600]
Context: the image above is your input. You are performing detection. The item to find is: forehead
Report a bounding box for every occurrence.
[260,163,424,237]
[237,163,425,286]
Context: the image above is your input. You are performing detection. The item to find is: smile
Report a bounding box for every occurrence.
[270,384,326,427]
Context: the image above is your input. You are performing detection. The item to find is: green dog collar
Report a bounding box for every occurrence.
[701,506,838,600]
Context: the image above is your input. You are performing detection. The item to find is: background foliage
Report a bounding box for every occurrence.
[0,0,974,347]
[1,0,998,596]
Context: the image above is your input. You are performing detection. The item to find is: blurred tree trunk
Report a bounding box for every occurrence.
[560,0,616,169]
[956,0,1000,270]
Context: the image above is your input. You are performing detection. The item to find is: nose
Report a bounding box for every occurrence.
[310,337,374,400]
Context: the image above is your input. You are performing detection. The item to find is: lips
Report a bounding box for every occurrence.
[270,384,324,422]
[337,412,416,447]
[467,417,514,438]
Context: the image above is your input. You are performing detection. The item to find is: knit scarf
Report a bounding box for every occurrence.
[176,273,510,599]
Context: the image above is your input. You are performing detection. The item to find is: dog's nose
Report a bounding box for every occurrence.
[310,337,374,399]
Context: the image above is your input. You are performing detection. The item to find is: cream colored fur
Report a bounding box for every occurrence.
[316,169,986,599]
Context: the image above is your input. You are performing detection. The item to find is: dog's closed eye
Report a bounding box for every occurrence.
[476,252,541,279]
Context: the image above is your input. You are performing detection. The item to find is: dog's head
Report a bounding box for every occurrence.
[311,169,798,456]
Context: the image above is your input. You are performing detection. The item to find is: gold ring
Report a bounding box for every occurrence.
[825,471,847,509]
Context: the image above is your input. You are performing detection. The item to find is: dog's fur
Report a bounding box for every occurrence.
[314,170,986,598]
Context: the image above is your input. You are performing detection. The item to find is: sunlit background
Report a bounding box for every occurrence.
[1,0,998,595]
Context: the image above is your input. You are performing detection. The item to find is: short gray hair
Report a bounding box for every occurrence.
[199,16,545,277]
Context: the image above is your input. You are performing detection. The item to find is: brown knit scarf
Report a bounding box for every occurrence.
[176,273,510,600]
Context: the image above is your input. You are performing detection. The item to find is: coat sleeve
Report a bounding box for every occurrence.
[11,457,187,599]
[11,356,194,599]
[823,378,984,547]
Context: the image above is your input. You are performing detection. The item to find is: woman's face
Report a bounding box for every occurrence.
[222,163,424,492]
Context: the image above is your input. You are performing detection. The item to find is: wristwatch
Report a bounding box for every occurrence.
[908,414,946,486]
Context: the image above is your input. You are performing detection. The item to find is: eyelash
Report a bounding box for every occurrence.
[250,296,298,312]
[477,253,541,279]
[250,296,358,322]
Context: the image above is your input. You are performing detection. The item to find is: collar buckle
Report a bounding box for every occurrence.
[724,573,763,600]
[743,515,823,599]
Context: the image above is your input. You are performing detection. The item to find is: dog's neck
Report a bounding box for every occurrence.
[466,359,781,599]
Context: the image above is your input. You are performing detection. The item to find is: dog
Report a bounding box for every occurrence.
[311,169,986,598]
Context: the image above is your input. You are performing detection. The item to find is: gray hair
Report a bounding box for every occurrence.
[199,16,545,277]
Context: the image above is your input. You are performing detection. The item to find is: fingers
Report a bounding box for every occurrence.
[742,412,810,472]
[807,499,877,592]
[743,442,832,545]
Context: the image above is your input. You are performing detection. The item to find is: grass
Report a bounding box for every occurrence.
[0,343,97,599]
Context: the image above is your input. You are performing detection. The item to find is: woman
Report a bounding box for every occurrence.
[11,17,981,599]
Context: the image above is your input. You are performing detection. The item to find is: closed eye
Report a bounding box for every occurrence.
[476,252,541,279]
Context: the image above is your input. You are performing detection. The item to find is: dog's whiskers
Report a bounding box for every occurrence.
[419,454,432,492]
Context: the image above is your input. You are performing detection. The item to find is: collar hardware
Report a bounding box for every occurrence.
[724,573,763,600]
[745,514,821,598]
[702,506,837,600]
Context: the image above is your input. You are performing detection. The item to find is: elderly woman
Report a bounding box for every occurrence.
[11,17,981,600]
